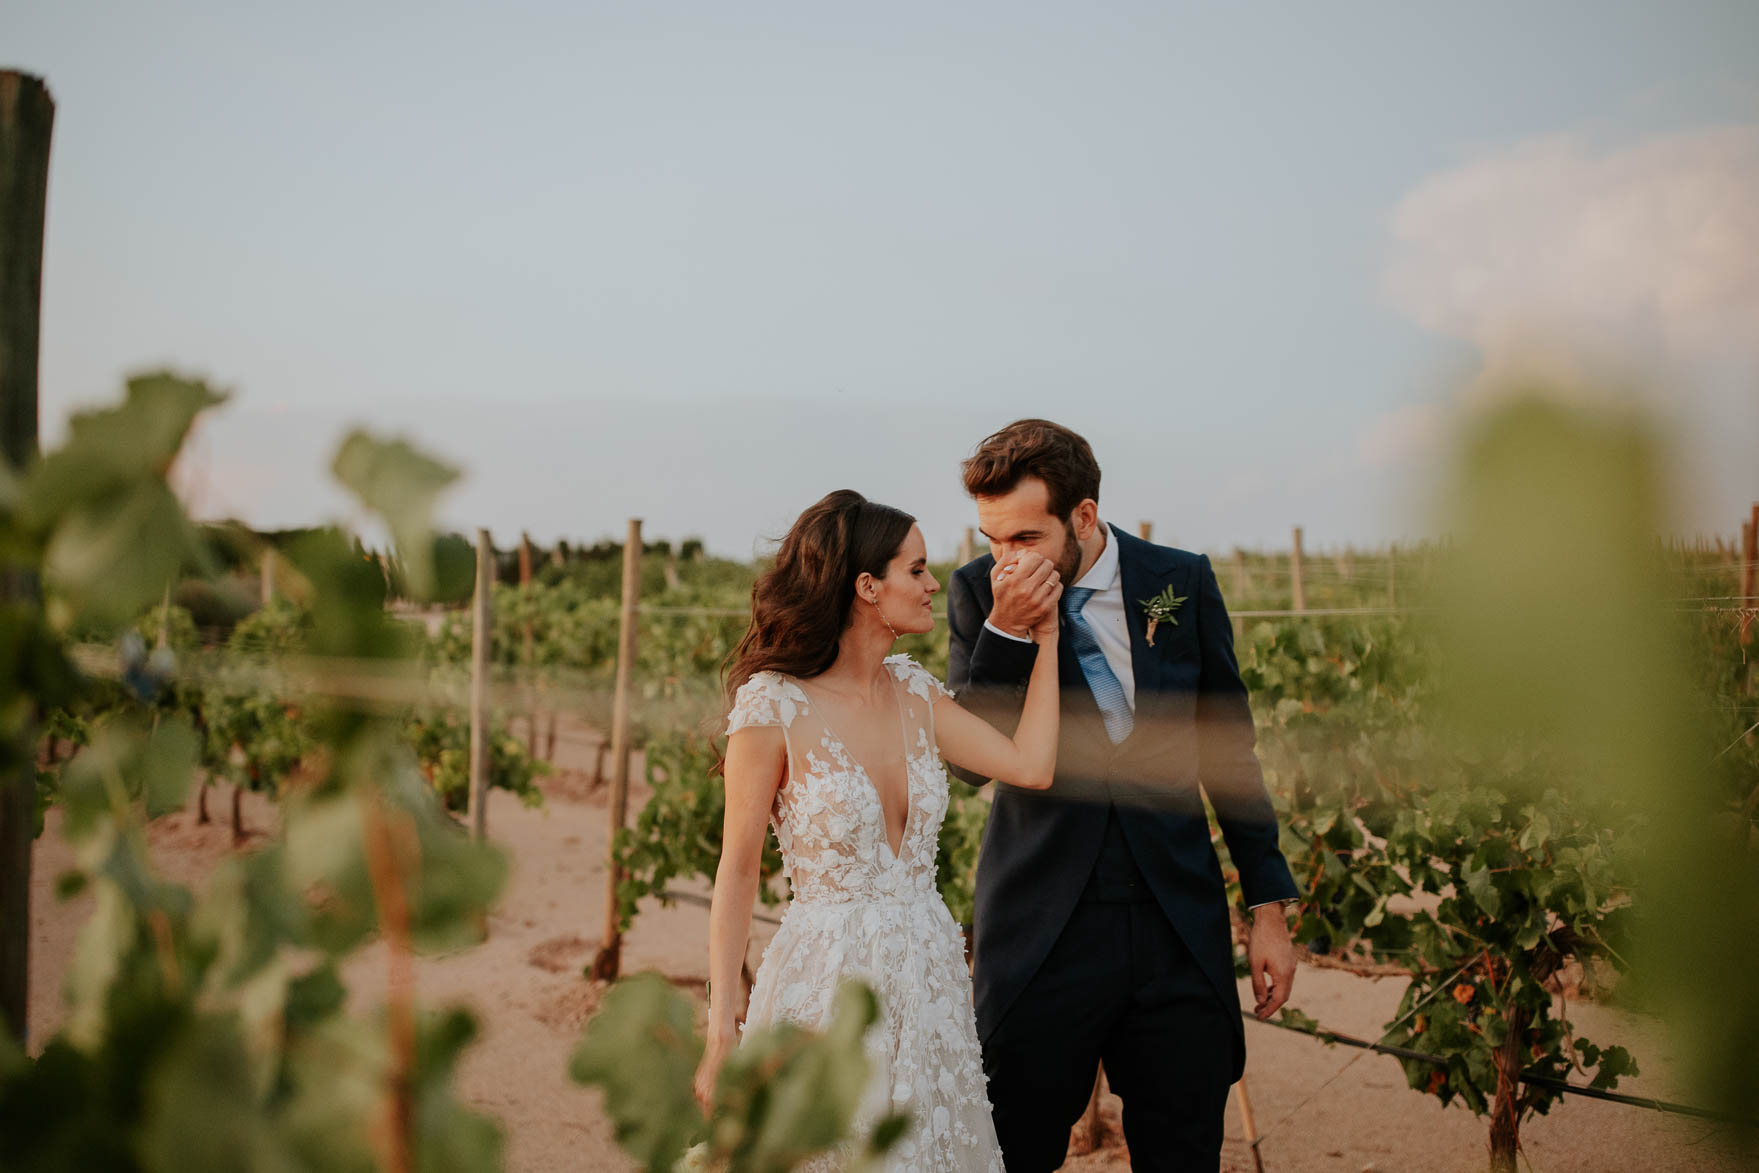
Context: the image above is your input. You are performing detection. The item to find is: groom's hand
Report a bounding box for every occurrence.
[1248,902,1297,1019]
[989,551,1058,639]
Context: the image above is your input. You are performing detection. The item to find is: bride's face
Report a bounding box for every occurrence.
[868,524,939,636]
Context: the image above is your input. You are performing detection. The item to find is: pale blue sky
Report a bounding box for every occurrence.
[11,1,1758,557]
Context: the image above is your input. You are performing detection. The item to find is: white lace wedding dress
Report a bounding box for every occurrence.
[726,654,1006,1172]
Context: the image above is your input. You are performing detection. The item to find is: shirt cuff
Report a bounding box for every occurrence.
[983,618,1034,644]
[1247,899,1291,912]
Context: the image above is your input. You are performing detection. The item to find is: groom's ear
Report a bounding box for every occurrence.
[1070,499,1100,540]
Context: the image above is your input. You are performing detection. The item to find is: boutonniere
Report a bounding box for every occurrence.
[1139,585,1188,647]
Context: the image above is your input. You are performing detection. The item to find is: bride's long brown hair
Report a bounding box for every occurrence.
[723,489,916,708]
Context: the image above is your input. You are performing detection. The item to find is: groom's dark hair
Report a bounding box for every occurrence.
[961,419,1101,521]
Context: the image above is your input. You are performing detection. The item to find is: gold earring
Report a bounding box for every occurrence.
[870,597,899,640]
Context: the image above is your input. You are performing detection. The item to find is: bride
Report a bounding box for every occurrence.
[695,489,1064,1171]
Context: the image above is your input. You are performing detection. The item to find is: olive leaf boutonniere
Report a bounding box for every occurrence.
[1139,585,1188,647]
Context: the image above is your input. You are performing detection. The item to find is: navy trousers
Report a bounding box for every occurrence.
[981,896,1237,1172]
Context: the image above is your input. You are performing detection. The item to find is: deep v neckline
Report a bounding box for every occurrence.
[798,669,915,860]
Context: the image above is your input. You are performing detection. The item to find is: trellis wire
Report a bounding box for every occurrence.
[1245,1012,1758,1126]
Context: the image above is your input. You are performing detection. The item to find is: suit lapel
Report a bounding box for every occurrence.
[1114,524,1164,705]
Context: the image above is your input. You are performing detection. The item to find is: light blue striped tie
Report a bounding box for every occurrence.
[1061,586,1134,744]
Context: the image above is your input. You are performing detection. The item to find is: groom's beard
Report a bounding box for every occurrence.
[1054,526,1082,588]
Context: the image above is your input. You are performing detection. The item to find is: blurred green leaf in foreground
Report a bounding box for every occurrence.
[571,973,910,1173]
[1435,392,1757,1136]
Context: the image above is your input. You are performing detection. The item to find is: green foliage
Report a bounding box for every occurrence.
[136,604,199,652]
[1,379,507,1171]
[569,973,704,1170]
[404,709,546,813]
[570,974,909,1173]
[1435,398,1755,1132]
[933,784,989,928]
[330,432,460,602]
[1232,396,1758,1167]
[614,733,784,933]
[19,372,225,627]
[1243,609,1648,1122]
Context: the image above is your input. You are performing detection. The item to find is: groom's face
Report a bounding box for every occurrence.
[974,476,1085,585]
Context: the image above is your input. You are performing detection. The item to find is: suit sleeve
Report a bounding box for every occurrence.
[946,567,1039,788]
[1193,554,1300,908]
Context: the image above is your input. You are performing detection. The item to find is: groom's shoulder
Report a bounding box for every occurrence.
[1115,526,1207,577]
[950,552,996,588]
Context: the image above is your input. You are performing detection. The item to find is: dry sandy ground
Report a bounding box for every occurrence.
[26,715,1750,1173]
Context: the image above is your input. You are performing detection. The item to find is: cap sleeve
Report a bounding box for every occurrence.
[725,671,800,736]
[884,654,955,704]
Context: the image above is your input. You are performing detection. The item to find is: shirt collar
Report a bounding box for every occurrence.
[1072,521,1120,594]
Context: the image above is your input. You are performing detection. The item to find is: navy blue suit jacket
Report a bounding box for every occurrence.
[946,525,1298,1077]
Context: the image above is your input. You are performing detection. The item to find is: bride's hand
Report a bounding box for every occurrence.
[1028,581,1062,643]
[694,1031,732,1114]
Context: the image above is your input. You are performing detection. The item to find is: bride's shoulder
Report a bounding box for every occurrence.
[726,670,808,734]
[883,654,954,703]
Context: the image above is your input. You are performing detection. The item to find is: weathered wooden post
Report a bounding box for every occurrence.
[1387,541,1398,610]
[1137,521,1153,542]
[1230,547,1250,643]
[591,518,642,980]
[518,531,539,758]
[466,529,493,841]
[1077,1068,1104,1153]
[1740,508,1756,701]
[0,69,53,1045]
[1235,1077,1266,1173]
[958,526,975,565]
[1291,526,1308,612]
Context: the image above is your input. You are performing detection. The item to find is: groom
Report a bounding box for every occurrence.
[947,419,1300,1172]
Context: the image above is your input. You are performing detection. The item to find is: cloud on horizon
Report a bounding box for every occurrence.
[1368,125,1758,526]
[1383,124,1759,384]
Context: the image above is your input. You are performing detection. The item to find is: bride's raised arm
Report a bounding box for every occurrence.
[933,577,1061,790]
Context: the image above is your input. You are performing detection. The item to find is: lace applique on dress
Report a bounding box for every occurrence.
[730,656,1003,1172]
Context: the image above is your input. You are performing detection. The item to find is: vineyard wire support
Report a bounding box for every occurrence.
[1291,526,1308,613]
[1234,1075,1266,1173]
[0,69,53,1047]
[1244,1010,1759,1125]
[467,528,493,842]
[591,518,642,981]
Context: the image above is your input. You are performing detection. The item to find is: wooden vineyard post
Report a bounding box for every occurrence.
[1290,526,1308,612]
[1137,520,1153,542]
[1742,513,1756,644]
[1741,506,1757,699]
[1231,547,1250,643]
[466,529,493,841]
[958,526,975,566]
[518,530,538,759]
[1234,1077,1266,1173]
[1077,1067,1104,1153]
[261,546,277,607]
[591,518,642,981]
[1387,541,1398,610]
[0,70,53,1045]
